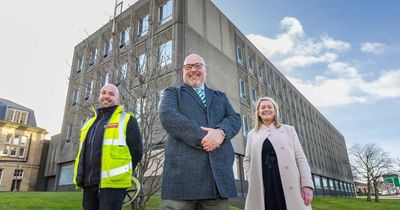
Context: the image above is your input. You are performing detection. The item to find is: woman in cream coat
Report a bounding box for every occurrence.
[244,97,314,210]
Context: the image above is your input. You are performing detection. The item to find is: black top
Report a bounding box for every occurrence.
[79,105,143,187]
[262,138,287,210]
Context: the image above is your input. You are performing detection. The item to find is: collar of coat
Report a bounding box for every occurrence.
[182,83,215,111]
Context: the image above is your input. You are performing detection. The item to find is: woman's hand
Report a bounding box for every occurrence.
[301,187,313,206]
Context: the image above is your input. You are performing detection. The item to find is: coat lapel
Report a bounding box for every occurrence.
[205,85,214,111]
[183,84,207,112]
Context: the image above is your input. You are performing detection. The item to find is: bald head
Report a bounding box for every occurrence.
[183,54,207,88]
[99,84,120,108]
[184,54,206,66]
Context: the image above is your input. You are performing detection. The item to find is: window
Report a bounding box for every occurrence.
[89,48,98,66]
[5,108,29,124]
[2,146,10,156]
[5,134,13,144]
[120,27,130,48]
[314,175,322,189]
[14,169,23,179]
[138,53,147,75]
[251,87,257,105]
[232,155,240,180]
[117,63,128,82]
[158,40,172,67]
[18,148,25,157]
[20,136,27,146]
[159,0,173,25]
[329,179,334,190]
[85,81,93,101]
[104,38,113,58]
[6,108,14,122]
[81,117,90,127]
[100,72,110,87]
[138,15,149,37]
[10,147,17,156]
[236,46,243,65]
[239,79,246,99]
[76,56,84,73]
[242,116,249,137]
[258,65,263,80]
[66,124,74,143]
[323,177,329,190]
[0,169,3,184]
[58,163,74,185]
[247,56,254,74]
[134,98,147,118]
[13,135,20,145]
[72,89,79,106]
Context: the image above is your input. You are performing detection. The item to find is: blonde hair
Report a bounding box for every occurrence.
[255,96,281,131]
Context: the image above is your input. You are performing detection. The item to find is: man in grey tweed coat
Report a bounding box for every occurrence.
[159,54,242,210]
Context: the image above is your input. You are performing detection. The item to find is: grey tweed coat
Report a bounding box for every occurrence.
[159,83,241,200]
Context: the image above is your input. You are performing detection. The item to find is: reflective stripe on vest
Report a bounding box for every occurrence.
[101,162,132,179]
[73,105,132,189]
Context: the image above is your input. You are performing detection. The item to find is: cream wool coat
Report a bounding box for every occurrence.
[243,124,314,210]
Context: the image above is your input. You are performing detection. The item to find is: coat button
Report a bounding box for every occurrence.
[285,166,289,169]
[281,147,284,150]
[289,186,293,190]
[280,130,284,133]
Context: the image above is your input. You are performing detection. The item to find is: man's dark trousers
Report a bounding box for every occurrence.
[82,186,125,210]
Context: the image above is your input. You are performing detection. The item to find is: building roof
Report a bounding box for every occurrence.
[0,98,37,126]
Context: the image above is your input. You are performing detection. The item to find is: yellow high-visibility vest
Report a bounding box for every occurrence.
[73,105,132,188]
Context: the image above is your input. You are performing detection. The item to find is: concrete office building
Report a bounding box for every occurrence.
[54,0,355,197]
[0,98,48,191]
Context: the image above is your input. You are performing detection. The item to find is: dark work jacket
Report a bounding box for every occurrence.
[81,105,143,187]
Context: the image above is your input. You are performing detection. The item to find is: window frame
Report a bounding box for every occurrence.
[158,40,173,67]
[104,38,113,58]
[239,79,246,99]
[159,0,173,25]
[66,124,74,143]
[85,81,93,101]
[138,14,150,37]
[242,115,249,137]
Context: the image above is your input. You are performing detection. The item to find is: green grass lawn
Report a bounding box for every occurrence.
[0,192,398,210]
[312,197,400,210]
[0,192,240,210]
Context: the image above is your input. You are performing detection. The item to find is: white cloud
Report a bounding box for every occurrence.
[360,42,387,54]
[246,17,400,108]
[280,17,304,37]
[361,70,400,99]
[247,17,350,70]
[327,62,359,78]
[288,77,367,107]
[280,53,337,70]
[246,34,295,57]
[321,36,351,51]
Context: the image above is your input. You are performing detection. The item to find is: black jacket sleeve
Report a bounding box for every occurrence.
[126,116,143,170]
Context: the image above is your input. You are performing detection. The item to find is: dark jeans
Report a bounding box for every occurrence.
[82,186,125,210]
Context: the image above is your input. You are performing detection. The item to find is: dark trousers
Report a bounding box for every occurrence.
[82,186,125,210]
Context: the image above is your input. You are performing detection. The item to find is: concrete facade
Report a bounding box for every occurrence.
[0,99,48,191]
[53,0,355,197]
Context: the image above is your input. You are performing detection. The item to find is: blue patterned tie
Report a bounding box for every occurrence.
[195,88,206,106]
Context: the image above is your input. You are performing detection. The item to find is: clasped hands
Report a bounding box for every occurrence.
[200,127,225,152]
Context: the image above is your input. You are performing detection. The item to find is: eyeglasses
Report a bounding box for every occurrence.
[183,63,204,71]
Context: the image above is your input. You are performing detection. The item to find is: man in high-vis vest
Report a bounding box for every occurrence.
[73,84,143,210]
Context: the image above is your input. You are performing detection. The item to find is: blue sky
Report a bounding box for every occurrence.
[0,0,398,160]
[212,0,400,159]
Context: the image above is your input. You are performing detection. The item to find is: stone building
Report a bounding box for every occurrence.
[0,98,48,191]
[53,0,355,197]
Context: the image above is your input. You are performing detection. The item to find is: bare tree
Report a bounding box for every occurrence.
[349,143,393,202]
[67,11,180,210]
